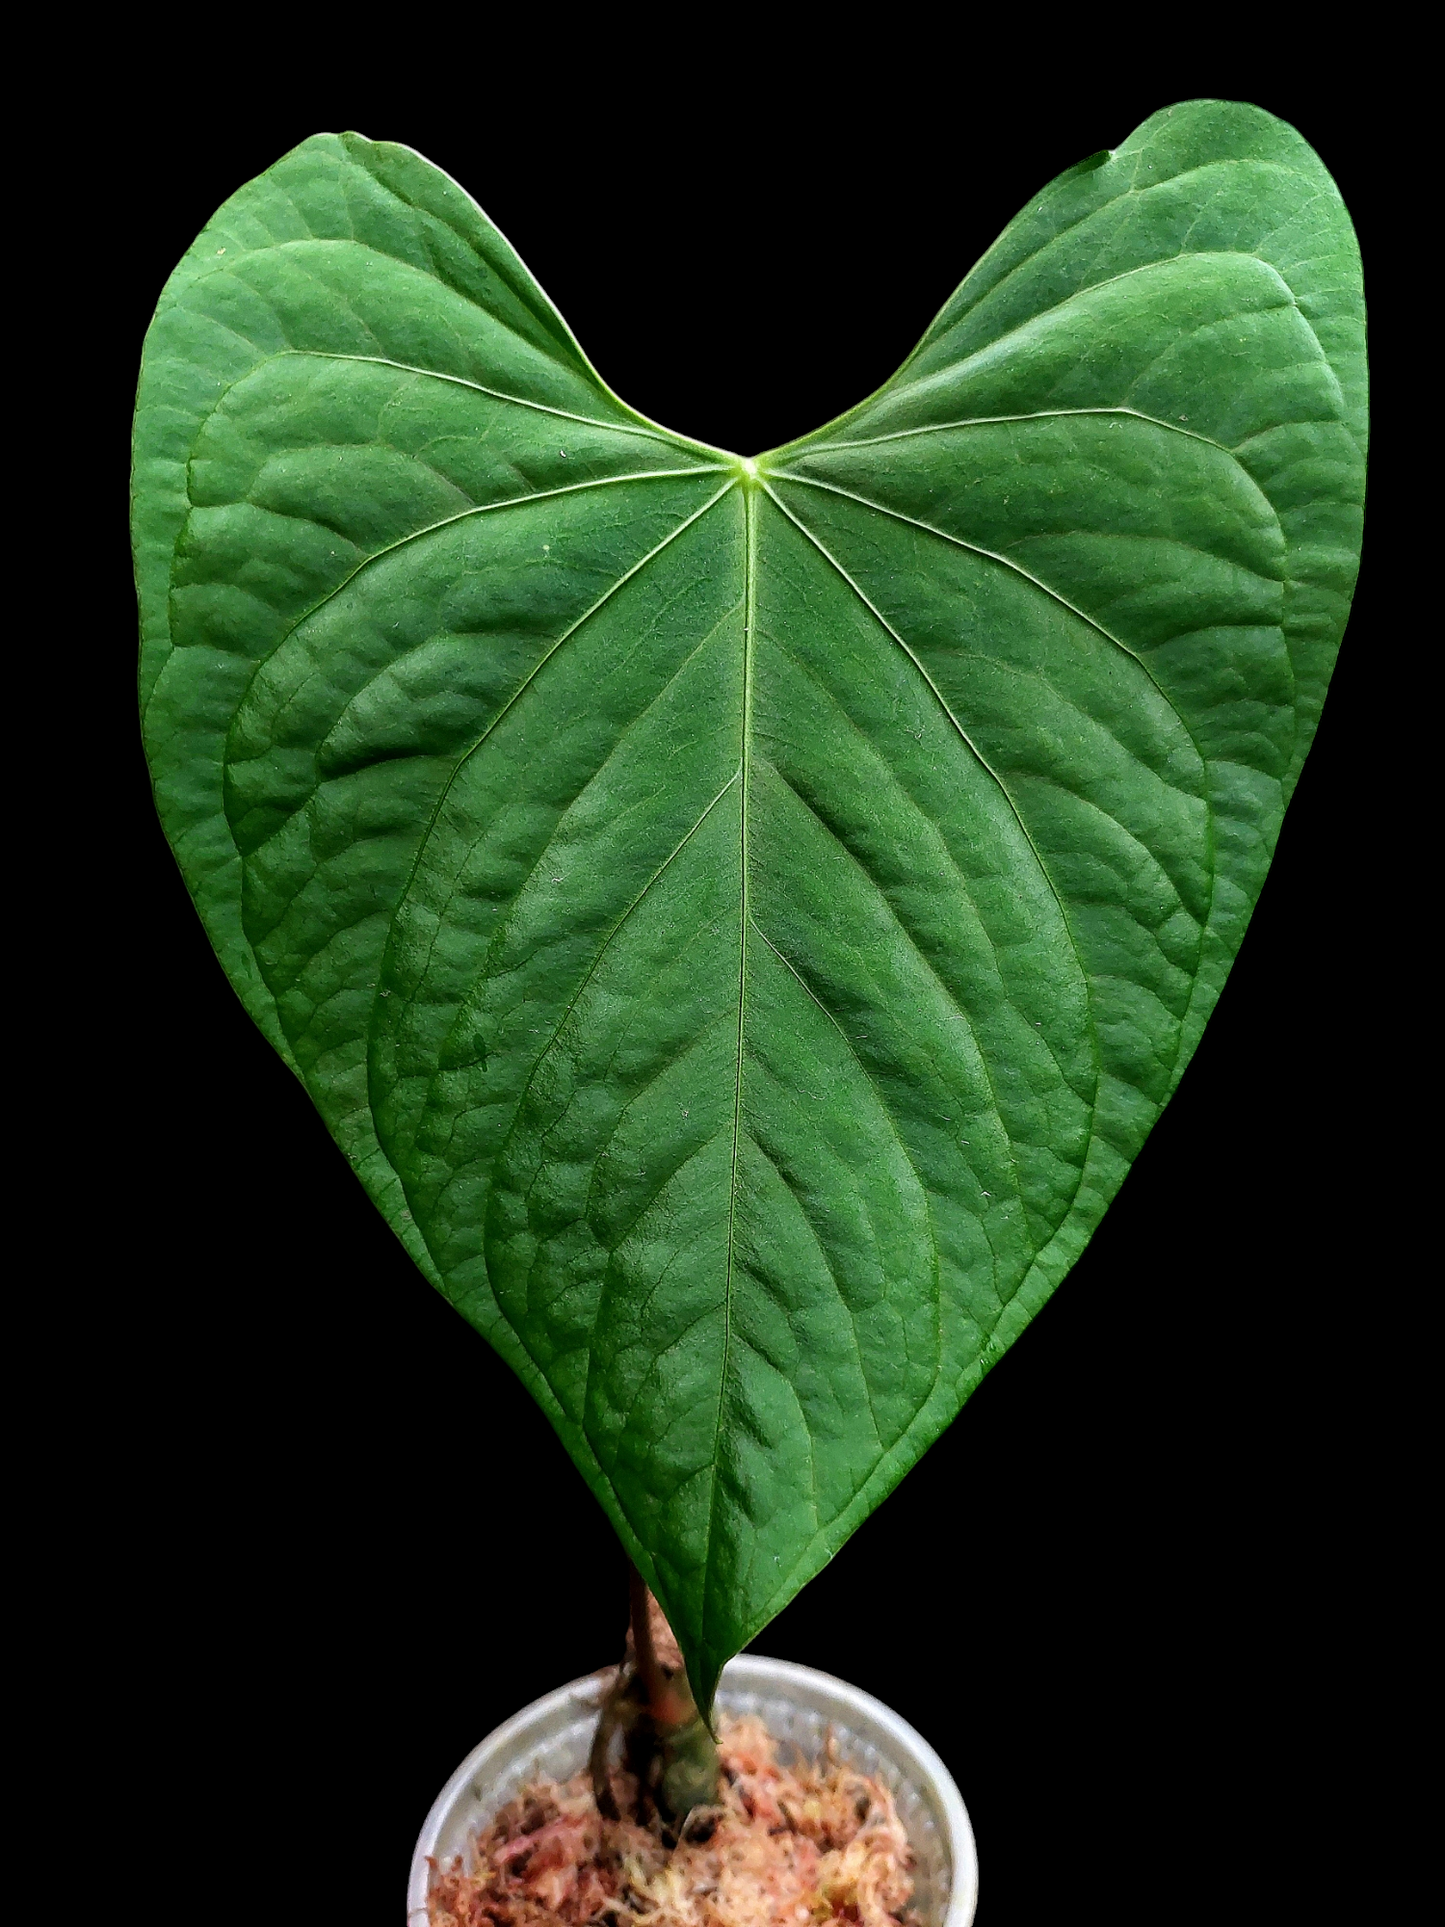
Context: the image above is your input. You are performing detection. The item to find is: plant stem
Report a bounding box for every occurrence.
[605,1565,720,1825]
[629,1564,691,1725]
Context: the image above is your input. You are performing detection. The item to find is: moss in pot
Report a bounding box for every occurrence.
[131,100,1365,1924]
[410,1646,976,1927]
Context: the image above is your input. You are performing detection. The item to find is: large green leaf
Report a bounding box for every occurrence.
[134,102,1365,1707]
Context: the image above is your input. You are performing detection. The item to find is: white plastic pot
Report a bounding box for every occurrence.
[407,1654,978,1927]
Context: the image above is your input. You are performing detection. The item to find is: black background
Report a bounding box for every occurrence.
[77,46,1405,1927]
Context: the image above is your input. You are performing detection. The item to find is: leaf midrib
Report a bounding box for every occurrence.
[704,476,756,1639]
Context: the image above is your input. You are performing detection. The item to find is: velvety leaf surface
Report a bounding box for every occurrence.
[134,102,1365,1706]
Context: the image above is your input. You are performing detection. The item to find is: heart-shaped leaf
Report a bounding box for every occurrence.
[135,102,1365,1707]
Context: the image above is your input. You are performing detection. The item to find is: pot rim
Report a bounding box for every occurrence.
[407,1653,978,1926]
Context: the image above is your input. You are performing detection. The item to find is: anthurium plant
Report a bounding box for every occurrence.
[134,99,1365,1791]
